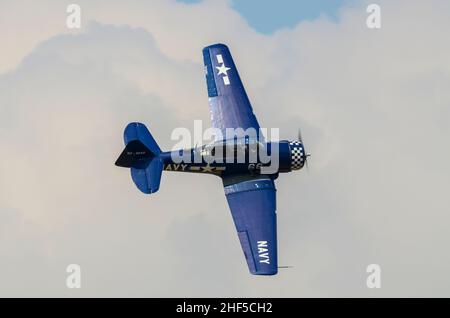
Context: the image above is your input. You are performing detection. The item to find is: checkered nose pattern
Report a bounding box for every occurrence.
[289,141,305,170]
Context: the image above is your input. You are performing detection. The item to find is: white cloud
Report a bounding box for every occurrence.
[0,0,450,296]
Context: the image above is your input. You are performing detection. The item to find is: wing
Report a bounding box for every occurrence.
[203,44,262,140]
[223,176,278,275]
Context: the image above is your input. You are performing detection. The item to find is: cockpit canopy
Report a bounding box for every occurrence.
[200,137,266,162]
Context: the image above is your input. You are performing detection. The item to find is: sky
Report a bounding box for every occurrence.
[180,0,352,34]
[231,0,350,33]
[1,0,450,297]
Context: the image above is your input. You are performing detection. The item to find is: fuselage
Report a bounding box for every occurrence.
[160,139,306,177]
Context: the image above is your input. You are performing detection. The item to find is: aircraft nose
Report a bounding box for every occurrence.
[289,141,305,170]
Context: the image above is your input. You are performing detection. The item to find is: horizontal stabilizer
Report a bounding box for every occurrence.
[131,158,163,194]
[124,122,161,156]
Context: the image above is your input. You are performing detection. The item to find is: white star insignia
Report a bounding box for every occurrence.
[200,164,226,173]
[216,64,231,76]
[201,164,214,173]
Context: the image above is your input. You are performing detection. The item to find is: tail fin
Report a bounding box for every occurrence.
[115,122,163,194]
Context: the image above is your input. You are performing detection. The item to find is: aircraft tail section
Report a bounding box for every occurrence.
[115,122,163,194]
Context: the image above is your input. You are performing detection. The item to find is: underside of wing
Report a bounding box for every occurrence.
[203,44,262,141]
[223,176,277,275]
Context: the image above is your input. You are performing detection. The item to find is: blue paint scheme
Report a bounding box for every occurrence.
[116,44,308,276]
[203,44,262,141]
[203,48,218,98]
[124,122,161,156]
[158,139,299,176]
[224,178,277,274]
[116,123,163,194]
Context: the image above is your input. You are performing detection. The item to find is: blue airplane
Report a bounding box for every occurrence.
[115,44,309,275]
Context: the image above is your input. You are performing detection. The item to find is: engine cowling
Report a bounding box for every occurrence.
[275,140,306,173]
[289,141,306,171]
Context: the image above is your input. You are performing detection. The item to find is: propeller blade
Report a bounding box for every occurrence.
[298,129,304,144]
[298,128,310,170]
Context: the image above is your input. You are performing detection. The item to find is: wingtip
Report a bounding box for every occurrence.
[250,269,278,276]
[203,43,229,51]
[251,272,278,276]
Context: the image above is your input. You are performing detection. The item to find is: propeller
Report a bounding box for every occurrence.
[298,128,310,169]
